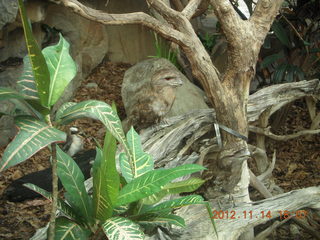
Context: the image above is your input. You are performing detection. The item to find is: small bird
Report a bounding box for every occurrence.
[62,126,84,157]
[121,58,183,132]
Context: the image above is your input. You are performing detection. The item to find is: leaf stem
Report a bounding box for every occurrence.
[48,143,58,240]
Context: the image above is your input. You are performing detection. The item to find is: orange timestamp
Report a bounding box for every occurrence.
[211,210,308,220]
[211,210,272,220]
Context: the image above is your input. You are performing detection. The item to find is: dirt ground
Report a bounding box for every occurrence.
[0,60,319,239]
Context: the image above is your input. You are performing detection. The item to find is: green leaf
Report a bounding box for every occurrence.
[56,100,130,156]
[142,178,205,205]
[138,214,185,228]
[17,55,39,100]
[143,195,204,214]
[42,34,77,107]
[18,0,50,107]
[120,127,153,183]
[272,63,288,83]
[113,205,129,215]
[56,146,93,224]
[204,201,218,238]
[284,65,294,82]
[0,116,66,171]
[0,87,30,101]
[262,37,271,49]
[55,102,77,119]
[93,129,120,221]
[295,66,305,81]
[23,183,81,221]
[116,164,205,206]
[55,217,91,240]
[260,52,284,69]
[102,217,144,240]
[272,21,291,48]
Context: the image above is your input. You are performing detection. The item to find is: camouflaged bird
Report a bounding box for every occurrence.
[121,58,183,132]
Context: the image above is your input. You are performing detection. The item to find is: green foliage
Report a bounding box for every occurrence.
[259,2,320,84]
[198,32,217,52]
[0,116,66,171]
[0,34,75,171]
[56,146,94,224]
[150,33,179,68]
[119,127,153,183]
[25,127,206,239]
[271,21,291,48]
[18,0,50,108]
[42,33,77,106]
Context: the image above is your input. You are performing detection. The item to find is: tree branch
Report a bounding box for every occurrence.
[250,0,284,43]
[249,126,320,141]
[182,0,203,20]
[171,0,185,11]
[50,0,187,46]
[210,0,247,45]
[147,0,186,28]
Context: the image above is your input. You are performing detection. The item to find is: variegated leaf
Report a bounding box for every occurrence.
[143,195,204,214]
[56,100,130,156]
[93,148,112,219]
[120,127,153,183]
[142,178,205,205]
[42,34,77,107]
[23,183,81,221]
[138,214,185,228]
[56,146,93,224]
[55,102,77,120]
[55,217,91,240]
[116,164,205,206]
[0,116,66,172]
[17,55,39,100]
[18,0,50,107]
[102,217,144,240]
[0,87,30,101]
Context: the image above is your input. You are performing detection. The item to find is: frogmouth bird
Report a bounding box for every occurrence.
[121,58,183,131]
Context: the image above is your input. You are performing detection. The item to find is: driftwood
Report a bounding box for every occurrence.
[141,79,320,239]
[247,79,320,122]
[146,186,320,240]
[141,79,320,169]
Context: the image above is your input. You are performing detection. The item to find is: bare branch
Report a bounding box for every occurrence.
[182,0,203,20]
[249,169,273,198]
[250,0,284,43]
[50,0,187,45]
[210,0,246,44]
[171,0,185,11]
[147,0,185,27]
[249,126,320,141]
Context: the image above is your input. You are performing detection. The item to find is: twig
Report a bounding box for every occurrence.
[249,169,273,198]
[48,144,58,240]
[255,218,291,240]
[249,126,320,141]
[257,151,276,182]
[280,13,308,53]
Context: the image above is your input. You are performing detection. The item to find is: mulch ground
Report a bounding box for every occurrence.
[0,60,319,239]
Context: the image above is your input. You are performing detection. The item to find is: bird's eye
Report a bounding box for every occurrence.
[164,77,174,81]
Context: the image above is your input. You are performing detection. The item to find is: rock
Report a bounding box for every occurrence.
[85,82,99,89]
[0,101,17,147]
[0,0,18,29]
[122,58,209,131]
